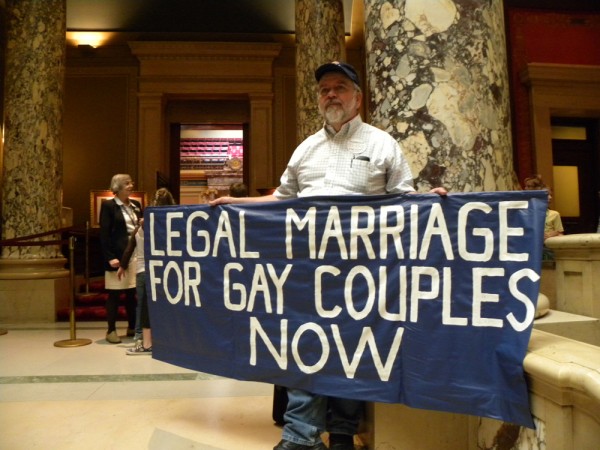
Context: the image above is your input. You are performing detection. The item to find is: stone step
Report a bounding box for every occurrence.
[534,309,600,347]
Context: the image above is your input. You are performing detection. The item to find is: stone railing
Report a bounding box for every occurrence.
[366,329,600,450]
[544,233,600,320]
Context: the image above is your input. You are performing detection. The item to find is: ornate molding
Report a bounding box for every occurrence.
[520,63,600,87]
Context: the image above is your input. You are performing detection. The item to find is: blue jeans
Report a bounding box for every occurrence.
[134,272,146,335]
[281,388,362,446]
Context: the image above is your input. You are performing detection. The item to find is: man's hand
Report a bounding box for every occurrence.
[429,187,448,196]
[209,194,278,207]
[411,187,448,196]
[209,196,236,206]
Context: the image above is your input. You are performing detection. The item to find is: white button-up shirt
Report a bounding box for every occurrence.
[275,115,415,198]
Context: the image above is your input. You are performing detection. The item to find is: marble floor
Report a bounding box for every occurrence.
[0,322,284,450]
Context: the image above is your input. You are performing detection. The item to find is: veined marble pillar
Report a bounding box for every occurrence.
[295,0,346,142]
[0,0,69,322]
[2,0,66,258]
[364,2,531,447]
[364,0,517,192]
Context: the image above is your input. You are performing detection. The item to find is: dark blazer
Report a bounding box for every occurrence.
[99,198,142,271]
[120,223,141,271]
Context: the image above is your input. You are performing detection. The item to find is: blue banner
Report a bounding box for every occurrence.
[145,191,547,428]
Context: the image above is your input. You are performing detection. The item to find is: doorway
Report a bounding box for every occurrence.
[551,118,600,234]
[165,98,251,203]
[169,123,248,204]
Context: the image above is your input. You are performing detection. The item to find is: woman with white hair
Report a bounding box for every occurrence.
[99,174,142,343]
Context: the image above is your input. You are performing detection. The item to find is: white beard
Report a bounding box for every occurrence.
[323,104,345,125]
[320,93,358,127]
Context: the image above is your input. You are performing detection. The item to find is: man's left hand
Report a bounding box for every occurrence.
[429,187,448,196]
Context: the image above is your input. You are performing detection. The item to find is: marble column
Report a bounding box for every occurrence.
[0,0,69,322]
[295,0,346,142]
[364,0,517,192]
[2,0,66,258]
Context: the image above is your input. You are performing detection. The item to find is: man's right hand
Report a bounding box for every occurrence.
[209,194,278,206]
[209,196,236,206]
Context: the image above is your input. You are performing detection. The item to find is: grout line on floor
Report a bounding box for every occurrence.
[0,372,223,384]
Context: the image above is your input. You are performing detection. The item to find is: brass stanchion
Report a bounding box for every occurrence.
[78,221,96,299]
[55,236,92,347]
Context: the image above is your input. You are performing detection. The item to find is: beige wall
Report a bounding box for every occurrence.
[63,65,138,228]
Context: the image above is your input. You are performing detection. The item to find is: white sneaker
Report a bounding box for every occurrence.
[126,346,152,356]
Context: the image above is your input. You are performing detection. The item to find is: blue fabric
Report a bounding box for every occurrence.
[145,191,547,428]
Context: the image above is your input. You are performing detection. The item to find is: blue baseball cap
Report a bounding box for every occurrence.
[315,61,360,85]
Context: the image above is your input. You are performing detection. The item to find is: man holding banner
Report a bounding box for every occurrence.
[211,61,447,450]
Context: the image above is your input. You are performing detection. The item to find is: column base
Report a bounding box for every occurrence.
[0,258,70,323]
[366,402,470,450]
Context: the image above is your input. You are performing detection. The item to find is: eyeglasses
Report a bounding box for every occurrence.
[318,84,354,97]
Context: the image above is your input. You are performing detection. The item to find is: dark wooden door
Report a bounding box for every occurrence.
[552,118,600,234]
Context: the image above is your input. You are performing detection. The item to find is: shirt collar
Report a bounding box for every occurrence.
[324,114,363,138]
[115,196,133,210]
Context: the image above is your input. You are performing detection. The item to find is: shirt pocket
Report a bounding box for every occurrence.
[348,156,372,192]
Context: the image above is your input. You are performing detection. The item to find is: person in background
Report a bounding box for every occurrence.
[118,187,177,355]
[523,174,564,241]
[229,181,249,198]
[211,61,446,450]
[99,174,142,344]
[542,187,564,241]
[523,174,546,191]
[523,174,564,260]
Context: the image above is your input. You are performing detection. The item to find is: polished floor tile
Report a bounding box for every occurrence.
[0,322,282,450]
